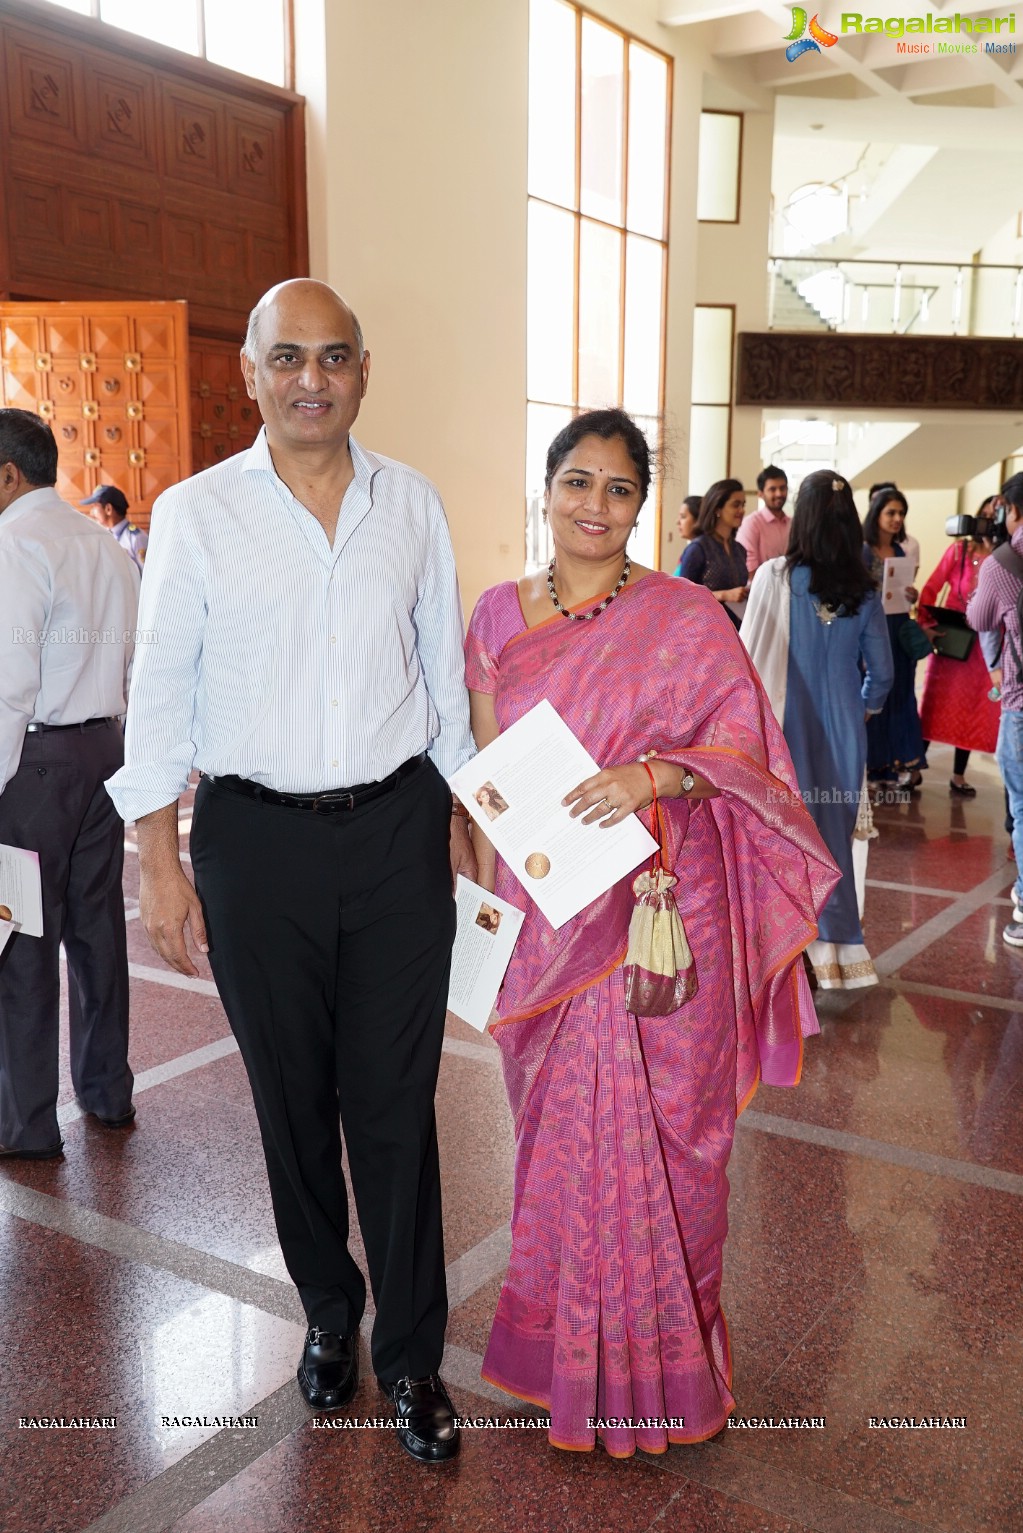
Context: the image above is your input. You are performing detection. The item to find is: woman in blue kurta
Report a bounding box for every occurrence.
[862,488,925,788]
[742,471,894,989]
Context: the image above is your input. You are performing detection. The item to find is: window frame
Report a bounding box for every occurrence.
[36,0,295,89]
[696,109,743,226]
[526,0,673,568]
[689,301,735,487]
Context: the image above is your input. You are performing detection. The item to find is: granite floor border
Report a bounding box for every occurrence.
[738,1108,1023,1196]
[890,978,1023,1014]
[871,863,1016,978]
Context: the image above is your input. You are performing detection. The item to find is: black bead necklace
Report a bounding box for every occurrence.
[546,556,631,621]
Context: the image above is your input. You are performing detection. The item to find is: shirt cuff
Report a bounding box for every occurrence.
[105,760,193,823]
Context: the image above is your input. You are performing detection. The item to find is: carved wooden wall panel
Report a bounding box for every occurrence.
[736,333,1023,411]
[189,337,261,473]
[0,0,307,342]
[1,300,192,528]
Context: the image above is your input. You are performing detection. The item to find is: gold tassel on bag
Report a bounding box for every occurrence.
[623,764,698,1017]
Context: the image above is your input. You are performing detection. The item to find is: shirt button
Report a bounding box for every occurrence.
[330,635,337,644]
[331,759,338,768]
[331,699,338,707]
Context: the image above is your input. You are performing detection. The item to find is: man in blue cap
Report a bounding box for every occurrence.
[82,485,148,572]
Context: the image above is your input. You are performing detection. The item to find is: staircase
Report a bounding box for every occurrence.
[768,271,834,332]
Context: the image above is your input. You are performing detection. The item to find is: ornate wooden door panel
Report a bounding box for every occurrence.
[0,1,307,343]
[0,299,191,528]
[189,337,261,473]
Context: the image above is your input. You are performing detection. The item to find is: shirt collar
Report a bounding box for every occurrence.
[241,425,383,490]
[0,484,67,530]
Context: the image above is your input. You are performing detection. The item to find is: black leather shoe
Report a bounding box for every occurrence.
[76,1099,136,1129]
[0,1141,63,1160]
[379,1374,460,1463]
[297,1328,358,1410]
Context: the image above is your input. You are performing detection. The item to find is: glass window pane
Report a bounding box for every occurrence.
[627,414,659,567]
[205,0,285,86]
[101,0,200,54]
[528,0,577,207]
[527,200,576,405]
[525,402,573,571]
[580,18,624,224]
[578,219,621,408]
[691,307,734,404]
[627,45,667,239]
[697,112,741,223]
[623,235,663,417]
[689,406,731,498]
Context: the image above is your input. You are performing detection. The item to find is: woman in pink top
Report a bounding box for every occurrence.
[919,504,999,796]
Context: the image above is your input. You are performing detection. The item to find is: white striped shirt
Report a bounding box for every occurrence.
[106,429,473,822]
[0,487,138,791]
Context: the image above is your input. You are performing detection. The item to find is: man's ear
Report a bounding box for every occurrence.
[240,350,258,402]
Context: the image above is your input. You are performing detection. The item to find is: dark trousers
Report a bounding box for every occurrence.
[0,722,132,1151]
[189,758,456,1383]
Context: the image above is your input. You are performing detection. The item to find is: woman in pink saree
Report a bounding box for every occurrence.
[465,410,838,1459]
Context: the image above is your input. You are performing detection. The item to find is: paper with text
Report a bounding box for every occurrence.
[447,876,525,1031]
[882,557,918,616]
[0,842,43,941]
[449,700,657,929]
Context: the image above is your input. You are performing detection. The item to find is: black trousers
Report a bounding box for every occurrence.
[0,721,132,1151]
[190,758,456,1383]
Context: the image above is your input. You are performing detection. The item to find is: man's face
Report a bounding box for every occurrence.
[240,284,370,454]
[761,476,788,514]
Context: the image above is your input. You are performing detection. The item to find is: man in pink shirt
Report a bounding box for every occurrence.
[737,465,790,578]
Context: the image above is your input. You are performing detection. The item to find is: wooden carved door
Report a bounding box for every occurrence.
[189,337,261,473]
[0,300,191,529]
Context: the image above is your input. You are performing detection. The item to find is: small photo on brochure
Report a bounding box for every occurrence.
[475,902,502,935]
[474,782,510,822]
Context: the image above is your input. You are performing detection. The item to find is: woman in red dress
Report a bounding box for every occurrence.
[919,509,1000,796]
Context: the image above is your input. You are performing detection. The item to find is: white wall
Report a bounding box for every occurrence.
[694,104,774,508]
[295,0,704,602]
[294,0,528,611]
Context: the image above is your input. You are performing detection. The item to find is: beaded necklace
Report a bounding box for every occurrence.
[546,556,631,621]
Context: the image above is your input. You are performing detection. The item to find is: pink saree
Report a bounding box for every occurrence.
[465,574,838,1457]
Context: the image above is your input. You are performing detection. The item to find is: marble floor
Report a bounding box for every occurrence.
[2,744,1021,1533]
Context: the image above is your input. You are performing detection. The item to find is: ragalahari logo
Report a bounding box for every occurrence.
[784,7,839,60]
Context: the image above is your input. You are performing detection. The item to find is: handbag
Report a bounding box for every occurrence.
[623,764,698,1016]
[925,605,975,662]
[898,618,934,662]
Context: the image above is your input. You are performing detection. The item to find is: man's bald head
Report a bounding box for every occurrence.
[242,279,365,363]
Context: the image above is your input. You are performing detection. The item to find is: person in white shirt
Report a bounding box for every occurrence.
[107,279,475,1464]
[81,484,148,572]
[0,409,138,1160]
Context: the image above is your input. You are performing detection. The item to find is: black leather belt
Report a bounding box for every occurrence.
[208,754,426,813]
[26,717,115,733]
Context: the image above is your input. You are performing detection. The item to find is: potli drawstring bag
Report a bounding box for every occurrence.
[623,763,698,1016]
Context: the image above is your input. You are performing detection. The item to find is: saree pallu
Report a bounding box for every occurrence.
[470,575,838,1457]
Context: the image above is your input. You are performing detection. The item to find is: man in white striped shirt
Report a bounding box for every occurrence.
[107,279,475,1463]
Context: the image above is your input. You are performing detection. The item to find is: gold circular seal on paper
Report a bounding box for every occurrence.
[524,853,551,879]
[0,905,12,922]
